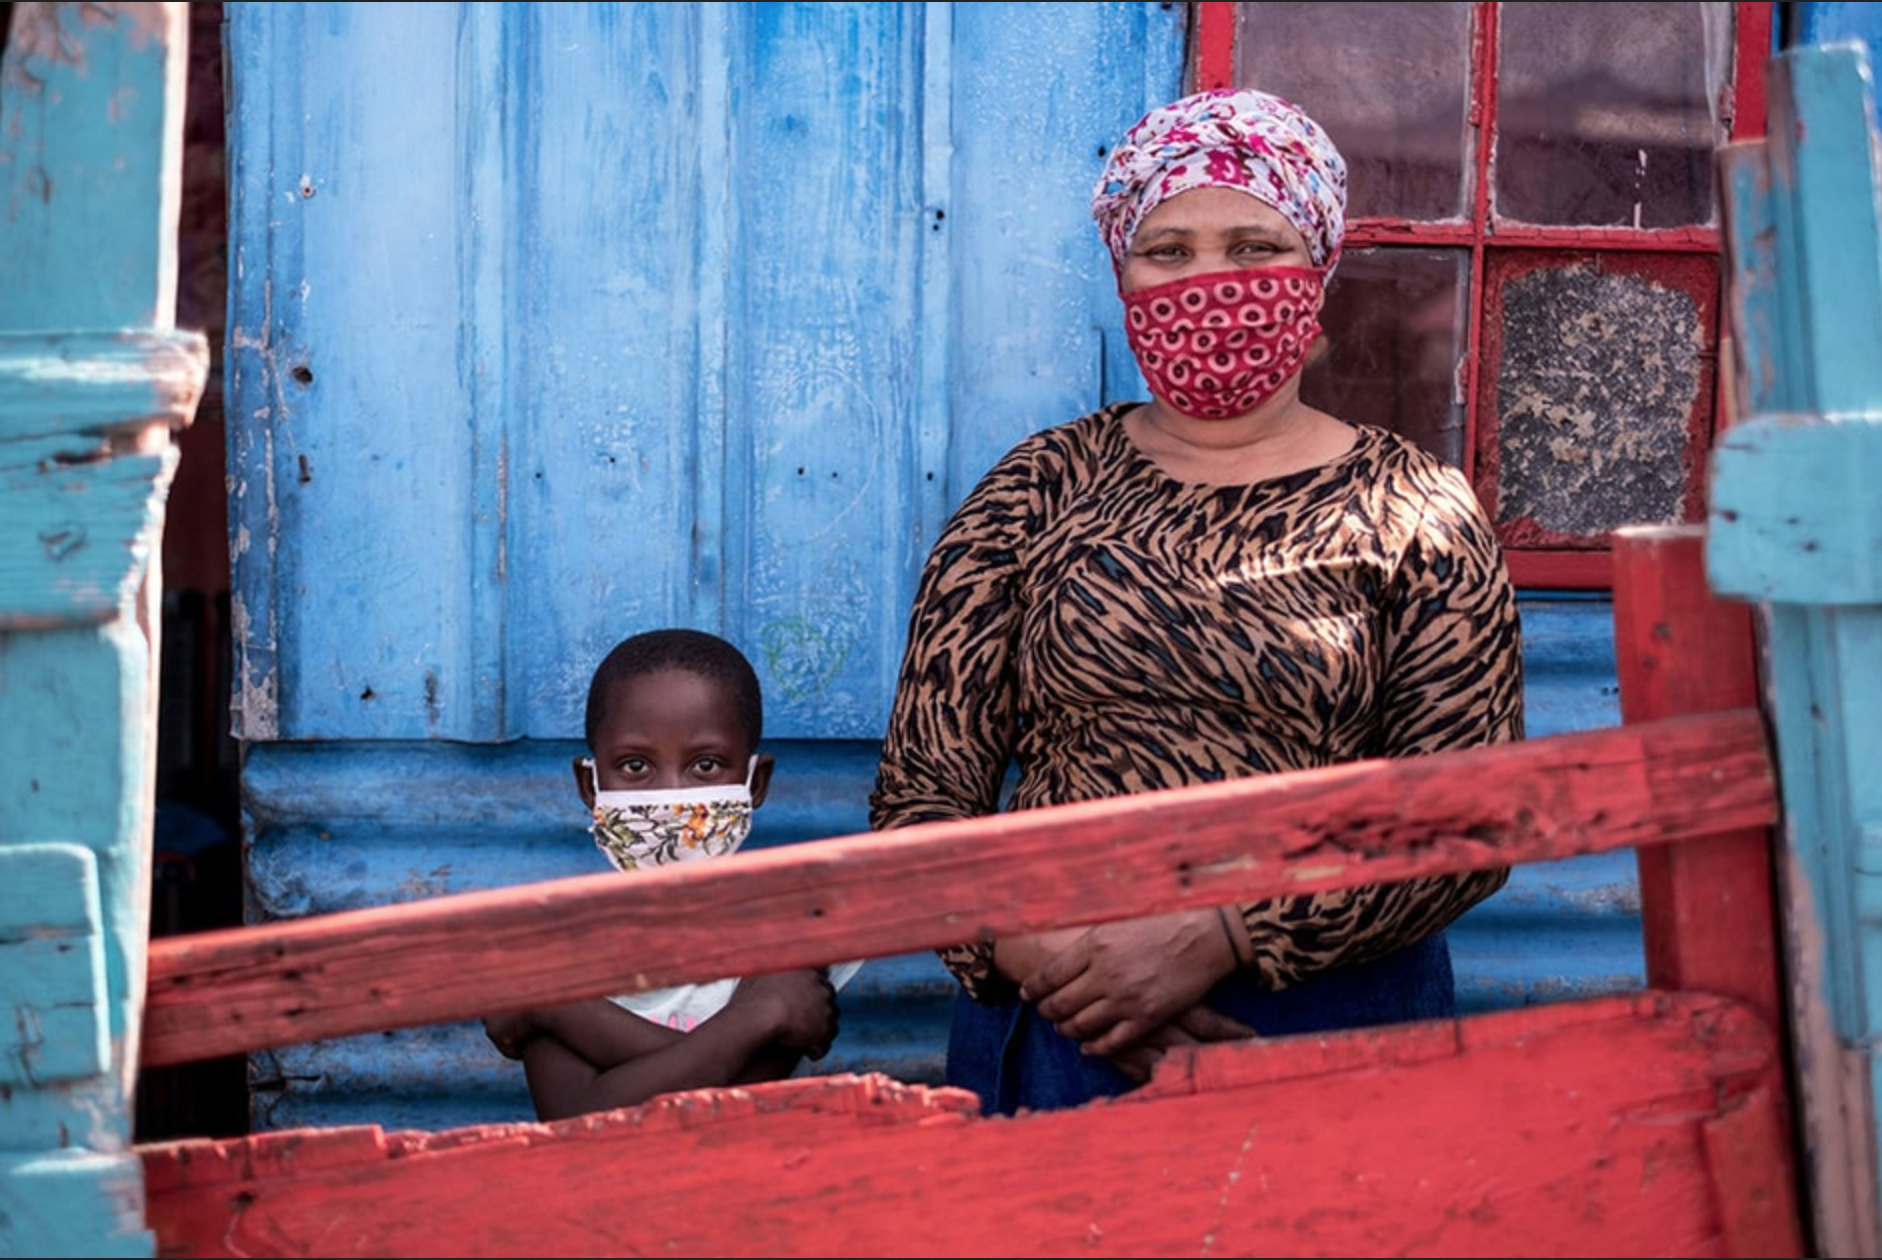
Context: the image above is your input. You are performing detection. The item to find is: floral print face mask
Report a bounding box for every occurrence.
[585,757,756,873]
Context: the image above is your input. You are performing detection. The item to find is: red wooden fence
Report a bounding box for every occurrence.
[136,528,1806,1258]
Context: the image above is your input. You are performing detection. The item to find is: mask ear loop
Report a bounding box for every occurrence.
[582,758,605,841]
[744,754,758,790]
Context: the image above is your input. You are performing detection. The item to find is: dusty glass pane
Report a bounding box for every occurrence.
[1234,2,1473,221]
[1303,248,1468,467]
[1493,262,1705,538]
[1495,2,1732,227]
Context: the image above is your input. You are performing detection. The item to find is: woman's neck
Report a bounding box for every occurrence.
[1126,390,1356,486]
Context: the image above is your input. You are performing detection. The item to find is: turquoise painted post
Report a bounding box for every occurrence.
[0,4,208,1256]
[1714,41,1882,1259]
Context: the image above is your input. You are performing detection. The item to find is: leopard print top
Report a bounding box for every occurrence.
[869,403,1525,1004]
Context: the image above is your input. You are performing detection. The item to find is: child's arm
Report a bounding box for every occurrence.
[512,998,682,1068]
[512,969,839,1122]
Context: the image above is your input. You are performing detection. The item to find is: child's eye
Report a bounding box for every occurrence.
[692,755,725,776]
[620,756,650,775]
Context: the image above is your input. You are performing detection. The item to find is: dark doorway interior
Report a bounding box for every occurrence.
[139,0,247,1144]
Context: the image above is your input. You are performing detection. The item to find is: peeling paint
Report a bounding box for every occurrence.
[36,523,86,560]
[2,3,181,94]
[3,4,88,87]
[228,591,279,739]
[1496,264,1703,537]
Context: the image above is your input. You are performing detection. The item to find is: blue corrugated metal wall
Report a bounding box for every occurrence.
[226,1,1644,1133]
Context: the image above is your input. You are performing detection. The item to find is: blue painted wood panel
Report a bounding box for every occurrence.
[1713,34,1882,1253]
[0,3,207,1253]
[226,1,1182,743]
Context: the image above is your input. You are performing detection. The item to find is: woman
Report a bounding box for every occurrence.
[869,89,1524,1115]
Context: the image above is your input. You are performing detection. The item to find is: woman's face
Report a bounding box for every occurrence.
[1119,186,1313,294]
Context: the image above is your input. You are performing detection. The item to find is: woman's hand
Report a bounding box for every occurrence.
[990,927,1088,985]
[1019,910,1239,1057]
[1106,1004,1261,1082]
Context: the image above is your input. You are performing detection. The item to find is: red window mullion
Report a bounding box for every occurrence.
[1193,2,1236,91]
[1461,1,1499,488]
[1733,1,1772,140]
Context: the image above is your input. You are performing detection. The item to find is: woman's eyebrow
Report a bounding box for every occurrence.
[1135,221,1291,243]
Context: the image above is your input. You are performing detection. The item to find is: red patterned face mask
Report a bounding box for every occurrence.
[1122,266,1324,420]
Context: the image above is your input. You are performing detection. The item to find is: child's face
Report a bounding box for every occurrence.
[575,668,771,806]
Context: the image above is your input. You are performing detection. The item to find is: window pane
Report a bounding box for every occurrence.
[1304,248,1468,466]
[1234,2,1473,222]
[1495,2,1732,228]
[1484,254,1715,544]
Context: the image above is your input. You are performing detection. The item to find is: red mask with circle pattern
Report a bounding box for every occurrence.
[1122,266,1323,420]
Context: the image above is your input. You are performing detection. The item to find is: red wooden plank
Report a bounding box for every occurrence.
[1702,1081,1808,1259]
[1193,1,1235,91]
[140,992,1800,1259]
[1612,526,1782,1032]
[1506,548,1613,590]
[1347,221,1725,253]
[140,712,1777,1069]
[1732,3,1773,142]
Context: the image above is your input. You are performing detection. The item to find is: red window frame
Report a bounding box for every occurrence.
[1191,2,1774,589]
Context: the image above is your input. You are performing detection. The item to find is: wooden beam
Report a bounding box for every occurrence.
[1613,526,1784,1031]
[142,710,1776,1068]
[141,992,1803,1259]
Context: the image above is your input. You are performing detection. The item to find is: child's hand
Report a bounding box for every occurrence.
[732,969,839,1060]
[482,1011,539,1060]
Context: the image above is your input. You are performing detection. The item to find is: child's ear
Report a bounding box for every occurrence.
[572,756,597,810]
[749,752,775,808]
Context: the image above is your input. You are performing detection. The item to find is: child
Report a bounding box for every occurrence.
[483,628,843,1122]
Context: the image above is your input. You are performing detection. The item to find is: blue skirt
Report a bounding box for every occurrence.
[945,931,1456,1116]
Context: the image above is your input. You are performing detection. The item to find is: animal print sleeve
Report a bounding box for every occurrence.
[1233,467,1526,990]
[870,440,1039,1003]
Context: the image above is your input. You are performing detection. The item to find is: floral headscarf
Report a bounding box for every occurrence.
[1091,88,1348,276]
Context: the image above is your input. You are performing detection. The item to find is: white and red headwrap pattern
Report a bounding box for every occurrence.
[1091,88,1348,276]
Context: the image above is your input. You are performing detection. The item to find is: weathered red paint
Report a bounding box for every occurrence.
[139,991,1802,1259]
[1505,549,1612,590]
[131,522,1809,1257]
[1734,3,1773,142]
[141,709,1775,1069]
[1347,222,1725,252]
[1614,527,1785,1029]
[1193,1,1235,91]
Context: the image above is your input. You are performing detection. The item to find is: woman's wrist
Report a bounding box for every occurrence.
[1216,906,1253,970]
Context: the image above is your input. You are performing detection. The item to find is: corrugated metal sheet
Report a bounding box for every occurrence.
[226,2,1643,1134]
